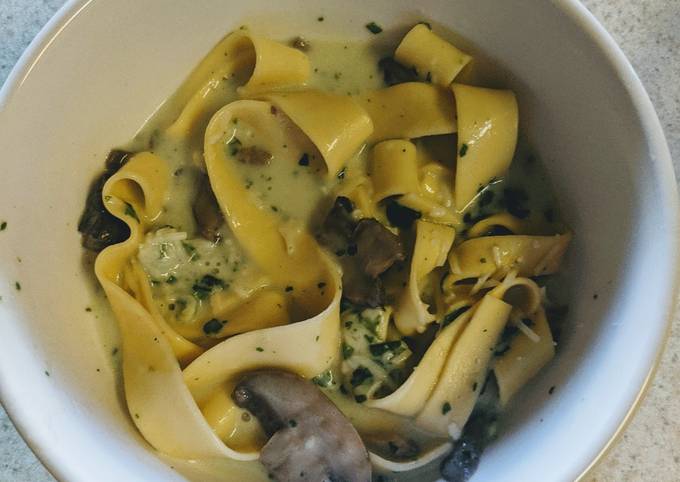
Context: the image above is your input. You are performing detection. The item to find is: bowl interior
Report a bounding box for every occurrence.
[0,1,676,481]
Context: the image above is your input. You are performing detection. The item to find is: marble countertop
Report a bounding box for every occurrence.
[1,0,678,481]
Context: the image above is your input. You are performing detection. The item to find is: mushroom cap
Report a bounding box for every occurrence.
[233,371,372,482]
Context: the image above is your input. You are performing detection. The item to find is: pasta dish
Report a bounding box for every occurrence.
[78,22,571,482]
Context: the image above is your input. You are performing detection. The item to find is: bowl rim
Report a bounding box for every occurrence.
[0,0,677,481]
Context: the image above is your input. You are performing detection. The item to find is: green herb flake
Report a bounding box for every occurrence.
[350,366,373,387]
[192,274,224,300]
[459,143,469,157]
[228,137,242,156]
[288,419,298,428]
[256,346,264,352]
[124,203,140,222]
[0,221,6,231]
[313,370,335,387]
[298,153,310,166]
[442,402,452,414]
[44,370,50,377]
[317,16,324,22]
[85,307,92,312]
[166,275,177,284]
[285,285,294,292]
[366,22,383,34]
[354,394,367,403]
[203,318,224,335]
[342,343,354,359]
[14,282,21,291]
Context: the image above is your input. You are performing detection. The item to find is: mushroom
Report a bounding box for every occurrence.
[78,150,132,252]
[353,219,405,278]
[192,174,224,242]
[232,371,372,482]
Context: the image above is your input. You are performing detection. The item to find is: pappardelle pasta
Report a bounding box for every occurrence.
[79,22,571,482]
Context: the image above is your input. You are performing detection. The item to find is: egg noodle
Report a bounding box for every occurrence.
[88,24,571,480]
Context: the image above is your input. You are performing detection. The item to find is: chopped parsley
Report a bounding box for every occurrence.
[350,366,373,387]
[312,369,335,387]
[366,22,383,34]
[0,221,6,231]
[459,143,469,157]
[256,346,264,352]
[228,137,242,156]
[342,342,354,359]
[369,340,404,357]
[203,318,225,335]
[14,282,21,291]
[288,419,298,427]
[442,402,452,414]
[285,285,294,292]
[298,153,310,166]
[192,274,224,300]
[124,203,139,222]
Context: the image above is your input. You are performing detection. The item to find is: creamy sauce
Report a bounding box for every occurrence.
[90,29,566,482]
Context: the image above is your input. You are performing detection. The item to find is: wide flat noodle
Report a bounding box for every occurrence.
[452,84,518,209]
[204,99,331,311]
[467,212,527,237]
[494,307,555,406]
[367,310,473,416]
[264,90,373,176]
[371,139,419,202]
[181,256,342,453]
[167,31,310,139]
[95,153,244,459]
[395,24,472,87]
[394,220,456,335]
[357,82,456,142]
[447,233,572,283]
[416,295,511,437]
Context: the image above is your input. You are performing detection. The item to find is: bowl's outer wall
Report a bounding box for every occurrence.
[0,1,676,481]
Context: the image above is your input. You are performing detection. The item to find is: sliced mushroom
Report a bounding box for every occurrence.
[354,219,405,278]
[192,174,224,242]
[78,150,132,252]
[237,145,273,165]
[232,371,371,482]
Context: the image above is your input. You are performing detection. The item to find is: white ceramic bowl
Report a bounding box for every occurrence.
[0,1,677,481]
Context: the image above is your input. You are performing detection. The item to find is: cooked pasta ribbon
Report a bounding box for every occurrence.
[394,220,456,335]
[452,84,518,209]
[264,90,373,176]
[167,32,310,139]
[204,99,332,312]
[367,310,473,416]
[416,295,511,437]
[493,307,555,406]
[358,82,456,142]
[447,233,572,284]
[395,24,472,87]
[371,139,419,202]
[467,212,527,237]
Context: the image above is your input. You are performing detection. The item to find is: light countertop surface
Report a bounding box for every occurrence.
[1,0,679,481]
